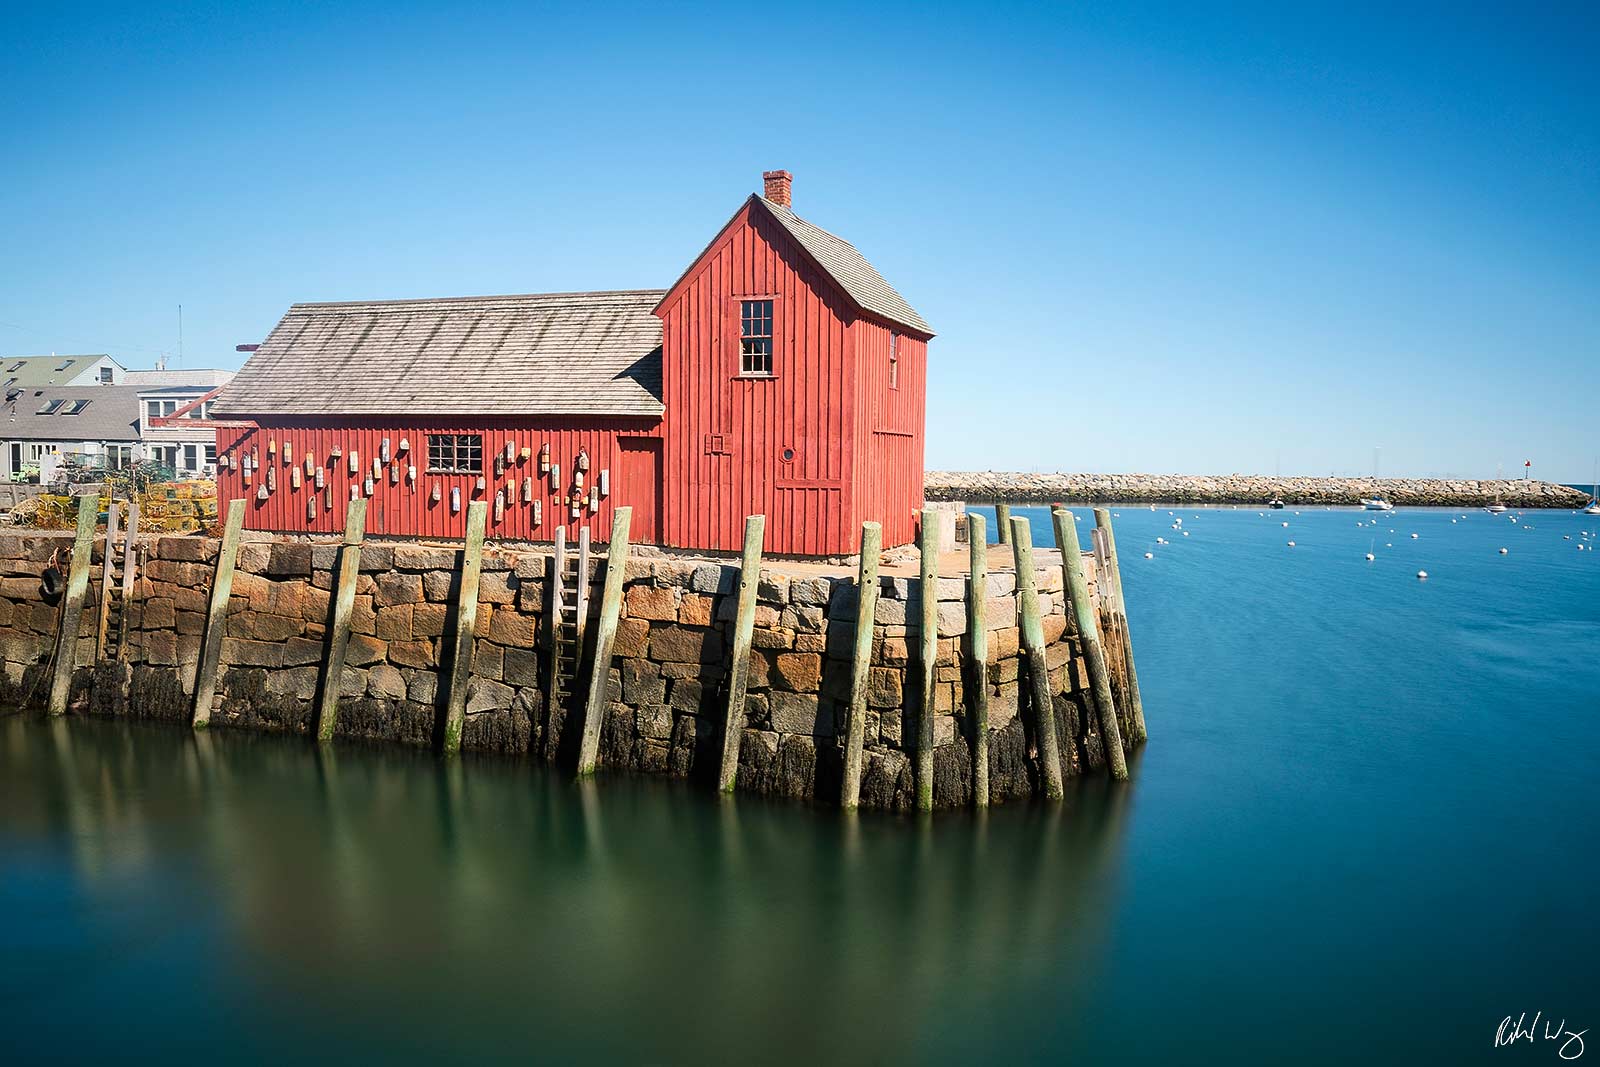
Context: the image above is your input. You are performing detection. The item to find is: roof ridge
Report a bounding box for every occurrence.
[290,289,669,310]
[754,197,932,335]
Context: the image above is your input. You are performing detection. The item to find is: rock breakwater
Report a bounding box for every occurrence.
[925,472,1591,509]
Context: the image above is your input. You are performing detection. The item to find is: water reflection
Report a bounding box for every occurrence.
[1,714,1134,1063]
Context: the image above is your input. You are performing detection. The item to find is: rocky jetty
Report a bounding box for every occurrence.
[925,472,1591,509]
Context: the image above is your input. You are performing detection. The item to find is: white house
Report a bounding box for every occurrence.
[0,385,140,479]
[138,384,226,476]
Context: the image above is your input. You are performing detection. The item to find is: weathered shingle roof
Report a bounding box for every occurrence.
[755,197,933,336]
[212,290,666,419]
[0,386,141,441]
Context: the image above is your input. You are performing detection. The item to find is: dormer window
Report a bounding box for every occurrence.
[889,332,899,390]
[739,299,773,376]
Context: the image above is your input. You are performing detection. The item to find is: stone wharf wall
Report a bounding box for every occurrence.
[0,531,1129,811]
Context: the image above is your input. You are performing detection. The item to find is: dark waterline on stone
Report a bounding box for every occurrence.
[4,505,1598,1063]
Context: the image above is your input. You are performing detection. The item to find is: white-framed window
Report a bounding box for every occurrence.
[739,299,774,376]
[99,366,114,383]
[427,434,482,473]
[889,332,899,390]
[183,444,199,470]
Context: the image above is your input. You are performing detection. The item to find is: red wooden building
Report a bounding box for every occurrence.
[211,172,933,556]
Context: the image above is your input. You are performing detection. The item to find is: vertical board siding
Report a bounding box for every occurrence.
[216,417,660,542]
[657,204,863,556]
[853,317,928,548]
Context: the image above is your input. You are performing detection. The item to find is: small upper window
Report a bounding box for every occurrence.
[739,299,773,376]
[146,400,163,421]
[62,400,91,415]
[99,366,114,383]
[427,433,483,474]
[889,332,899,390]
[37,398,65,415]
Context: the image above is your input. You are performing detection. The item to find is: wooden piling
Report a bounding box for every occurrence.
[966,513,990,807]
[441,500,488,756]
[916,509,942,811]
[47,494,100,716]
[314,499,368,743]
[115,497,140,661]
[717,514,766,793]
[1093,507,1147,744]
[1053,508,1128,780]
[1010,516,1063,799]
[995,503,1011,545]
[840,521,881,810]
[191,498,246,728]
[576,506,631,776]
[94,500,120,659]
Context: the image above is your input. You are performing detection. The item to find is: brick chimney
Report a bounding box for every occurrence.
[763,169,793,208]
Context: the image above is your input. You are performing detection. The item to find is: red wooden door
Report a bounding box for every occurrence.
[618,438,662,544]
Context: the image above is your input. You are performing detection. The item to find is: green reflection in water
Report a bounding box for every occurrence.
[1,713,1130,1064]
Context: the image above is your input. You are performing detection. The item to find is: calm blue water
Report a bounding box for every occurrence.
[3,505,1597,1064]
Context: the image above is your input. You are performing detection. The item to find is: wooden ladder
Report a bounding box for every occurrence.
[544,527,592,740]
[95,497,141,663]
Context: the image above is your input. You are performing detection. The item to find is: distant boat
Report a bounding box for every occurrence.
[1363,447,1392,511]
[1268,498,1285,509]
[1585,463,1599,515]
[1486,463,1508,513]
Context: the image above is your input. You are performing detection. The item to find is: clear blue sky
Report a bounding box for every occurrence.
[3,2,1596,481]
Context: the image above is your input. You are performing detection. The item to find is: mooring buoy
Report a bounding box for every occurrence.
[1417,570,1428,579]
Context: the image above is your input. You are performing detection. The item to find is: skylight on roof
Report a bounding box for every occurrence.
[6,361,23,372]
[55,360,73,371]
[62,399,91,415]
[37,398,65,415]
